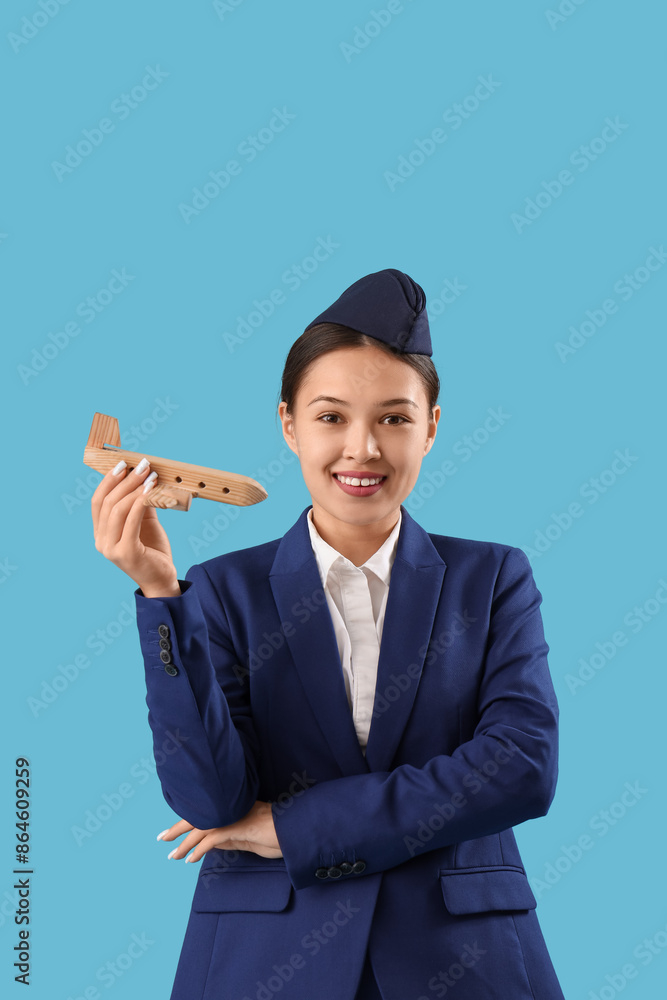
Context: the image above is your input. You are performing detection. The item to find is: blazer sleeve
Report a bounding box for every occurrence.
[134,562,260,829]
[271,545,560,890]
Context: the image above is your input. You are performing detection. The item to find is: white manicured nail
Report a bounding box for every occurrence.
[143,476,157,494]
[167,848,177,859]
[134,457,150,475]
[156,829,169,841]
[112,460,127,475]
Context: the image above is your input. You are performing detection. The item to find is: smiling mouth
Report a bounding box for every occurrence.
[333,473,387,485]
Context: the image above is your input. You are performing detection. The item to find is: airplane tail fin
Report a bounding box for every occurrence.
[86,412,121,449]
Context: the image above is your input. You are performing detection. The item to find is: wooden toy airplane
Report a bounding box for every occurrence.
[83,412,268,512]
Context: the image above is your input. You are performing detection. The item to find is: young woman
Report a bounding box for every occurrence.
[91,269,565,1000]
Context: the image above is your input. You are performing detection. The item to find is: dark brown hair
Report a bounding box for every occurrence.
[276,323,440,425]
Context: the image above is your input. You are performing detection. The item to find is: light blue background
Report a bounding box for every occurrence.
[2,1,666,997]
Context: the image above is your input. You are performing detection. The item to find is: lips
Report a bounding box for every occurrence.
[332,473,387,497]
[332,474,387,483]
[333,473,388,479]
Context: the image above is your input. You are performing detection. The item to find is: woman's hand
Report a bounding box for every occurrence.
[91,459,180,597]
[157,801,283,864]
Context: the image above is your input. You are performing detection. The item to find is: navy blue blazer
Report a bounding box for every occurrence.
[134,504,565,1000]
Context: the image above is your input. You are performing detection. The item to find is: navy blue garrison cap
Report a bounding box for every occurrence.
[303,268,432,357]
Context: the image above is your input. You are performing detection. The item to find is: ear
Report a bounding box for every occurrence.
[278,402,299,456]
[423,404,441,454]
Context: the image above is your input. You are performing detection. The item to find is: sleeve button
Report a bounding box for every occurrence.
[164,664,179,676]
[351,860,366,874]
[158,624,170,639]
[327,866,343,878]
[159,638,171,650]
[159,650,173,664]
[315,868,329,879]
[339,862,353,874]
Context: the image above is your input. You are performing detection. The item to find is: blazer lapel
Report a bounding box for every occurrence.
[268,505,447,776]
[364,507,447,771]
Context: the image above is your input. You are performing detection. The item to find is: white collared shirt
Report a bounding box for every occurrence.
[306,506,402,755]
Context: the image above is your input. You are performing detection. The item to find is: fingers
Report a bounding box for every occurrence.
[121,478,159,549]
[156,820,213,862]
[92,457,155,550]
[102,462,156,549]
[166,828,211,861]
[182,831,221,865]
[91,461,130,538]
[156,819,194,842]
[158,826,231,863]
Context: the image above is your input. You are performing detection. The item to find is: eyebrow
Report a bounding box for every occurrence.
[307,395,419,410]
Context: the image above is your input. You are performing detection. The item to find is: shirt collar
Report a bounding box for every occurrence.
[307,506,402,587]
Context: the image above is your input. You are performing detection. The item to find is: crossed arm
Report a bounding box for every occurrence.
[137,549,559,886]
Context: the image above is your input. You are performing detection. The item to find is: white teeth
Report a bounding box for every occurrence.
[334,474,384,487]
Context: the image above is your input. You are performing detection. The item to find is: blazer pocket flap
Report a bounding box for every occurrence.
[440,866,537,915]
[193,869,293,913]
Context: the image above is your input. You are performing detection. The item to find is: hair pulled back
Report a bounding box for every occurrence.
[277,323,440,422]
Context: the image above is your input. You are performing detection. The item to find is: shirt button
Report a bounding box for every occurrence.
[164,664,179,677]
[158,624,170,639]
[351,860,366,874]
[315,868,329,879]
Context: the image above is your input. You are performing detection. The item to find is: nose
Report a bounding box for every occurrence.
[342,422,382,464]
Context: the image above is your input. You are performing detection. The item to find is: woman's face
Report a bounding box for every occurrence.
[279,344,440,530]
